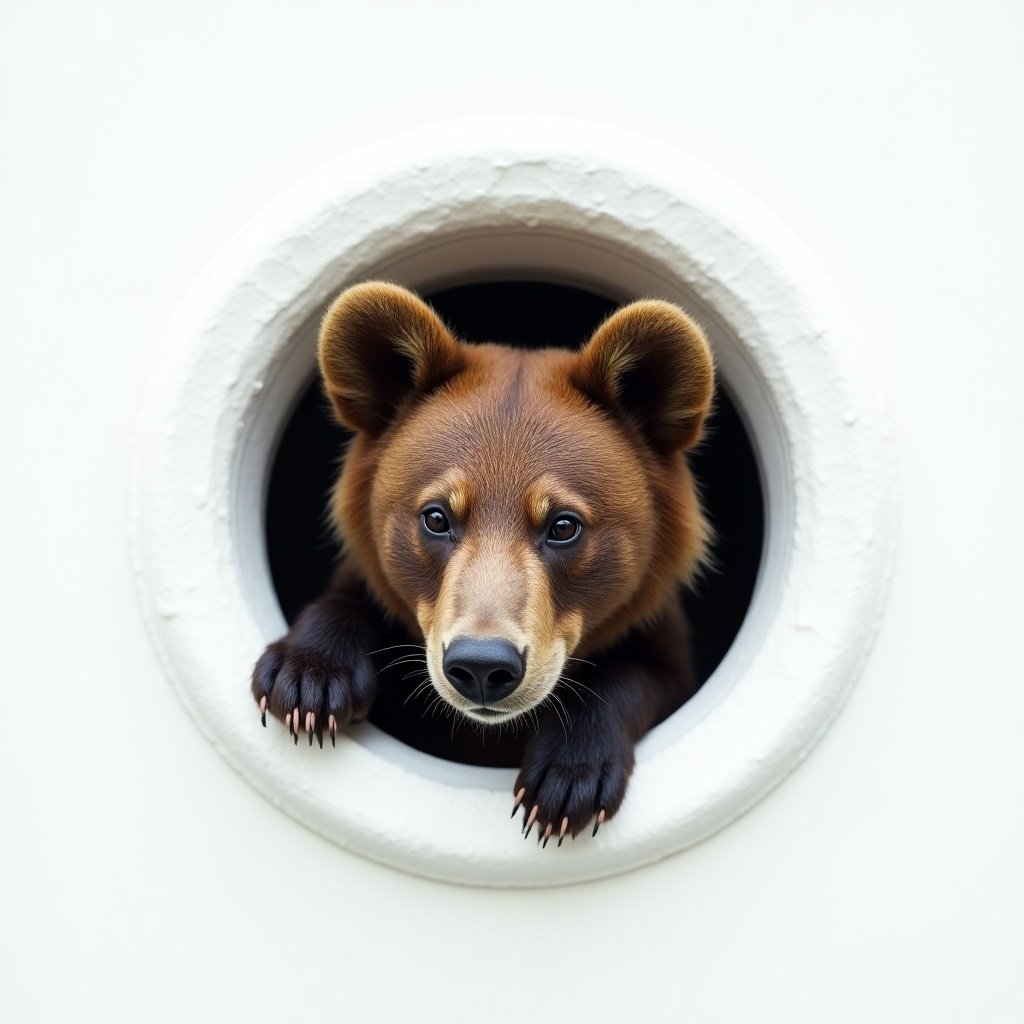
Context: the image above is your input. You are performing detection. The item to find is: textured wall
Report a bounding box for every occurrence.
[1,1,1022,1021]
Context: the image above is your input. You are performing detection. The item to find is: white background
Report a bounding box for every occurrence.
[1,1,1022,1021]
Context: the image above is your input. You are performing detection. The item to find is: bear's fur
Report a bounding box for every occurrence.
[252,282,715,843]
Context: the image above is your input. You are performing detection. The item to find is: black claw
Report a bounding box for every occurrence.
[307,729,313,747]
[293,729,298,746]
[524,822,534,841]
[316,731,323,749]
[542,834,551,849]
[261,710,267,727]
[511,805,519,819]
[330,731,336,748]
[557,834,565,848]
[592,817,600,837]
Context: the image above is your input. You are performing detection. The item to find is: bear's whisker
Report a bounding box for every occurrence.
[542,691,571,740]
[365,643,427,658]
[565,655,597,668]
[378,654,428,675]
[404,677,434,703]
[557,674,610,709]
[421,693,446,721]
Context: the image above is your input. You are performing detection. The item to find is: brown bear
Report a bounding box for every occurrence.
[252,281,715,845]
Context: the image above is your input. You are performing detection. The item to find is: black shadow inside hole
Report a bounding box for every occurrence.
[266,281,764,766]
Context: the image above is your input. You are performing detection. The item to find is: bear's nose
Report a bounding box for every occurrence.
[442,636,525,705]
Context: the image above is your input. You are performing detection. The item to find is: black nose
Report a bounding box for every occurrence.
[442,636,525,705]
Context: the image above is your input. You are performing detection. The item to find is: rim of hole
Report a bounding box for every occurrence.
[131,116,896,887]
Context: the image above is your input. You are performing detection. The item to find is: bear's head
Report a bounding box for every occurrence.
[319,282,714,726]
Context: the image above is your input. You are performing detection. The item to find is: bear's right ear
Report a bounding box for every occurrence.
[318,282,466,434]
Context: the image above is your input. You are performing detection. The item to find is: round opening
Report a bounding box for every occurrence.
[133,118,895,886]
[265,279,765,767]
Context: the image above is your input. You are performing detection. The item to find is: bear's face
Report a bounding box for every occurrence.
[319,283,713,725]
[369,347,662,723]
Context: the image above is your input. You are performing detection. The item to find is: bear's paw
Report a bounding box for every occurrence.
[512,725,635,847]
[251,637,376,748]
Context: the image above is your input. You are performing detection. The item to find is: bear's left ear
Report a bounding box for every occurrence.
[571,299,715,454]
[318,282,466,434]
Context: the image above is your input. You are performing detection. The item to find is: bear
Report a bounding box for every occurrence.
[251,281,715,845]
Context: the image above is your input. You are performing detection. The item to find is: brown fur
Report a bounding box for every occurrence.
[253,281,715,840]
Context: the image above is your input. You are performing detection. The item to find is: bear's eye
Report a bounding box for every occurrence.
[422,508,451,536]
[547,515,583,546]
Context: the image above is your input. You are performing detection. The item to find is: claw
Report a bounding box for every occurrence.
[523,804,539,840]
[260,695,267,727]
[293,707,300,744]
[542,823,553,848]
[557,817,569,847]
[592,808,606,837]
[306,711,315,746]
[329,714,336,747]
[511,787,526,818]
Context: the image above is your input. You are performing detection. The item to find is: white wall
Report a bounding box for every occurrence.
[1,1,1022,1021]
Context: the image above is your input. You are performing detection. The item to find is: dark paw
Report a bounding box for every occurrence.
[250,638,375,748]
[512,724,634,846]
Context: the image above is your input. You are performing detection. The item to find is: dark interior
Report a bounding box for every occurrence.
[266,281,764,765]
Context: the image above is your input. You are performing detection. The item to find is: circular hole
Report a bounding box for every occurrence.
[133,125,899,885]
[135,125,895,884]
[266,280,764,767]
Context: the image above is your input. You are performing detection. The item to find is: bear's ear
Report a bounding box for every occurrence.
[318,282,466,433]
[572,299,715,454]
